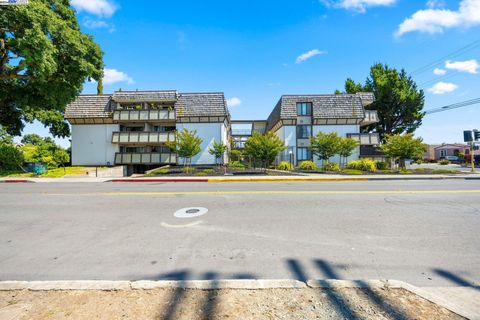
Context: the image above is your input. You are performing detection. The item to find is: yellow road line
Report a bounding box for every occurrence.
[46,189,480,196]
[207,178,369,183]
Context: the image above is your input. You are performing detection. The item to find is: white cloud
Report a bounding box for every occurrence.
[103,68,134,85]
[71,0,117,17]
[433,68,447,75]
[396,0,480,36]
[320,0,396,13]
[427,81,458,94]
[426,0,446,9]
[445,59,479,74]
[83,17,108,29]
[226,97,242,107]
[296,49,325,64]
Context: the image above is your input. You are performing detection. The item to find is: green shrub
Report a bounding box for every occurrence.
[195,171,208,176]
[439,159,450,165]
[278,161,294,171]
[342,169,363,175]
[228,161,245,169]
[347,159,377,172]
[414,159,423,165]
[150,168,170,175]
[298,160,318,171]
[375,161,390,170]
[202,169,214,174]
[323,162,340,172]
[0,143,24,171]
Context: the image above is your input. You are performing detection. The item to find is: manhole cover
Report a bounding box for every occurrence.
[174,207,208,218]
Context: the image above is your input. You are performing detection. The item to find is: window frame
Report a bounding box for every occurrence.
[296,102,312,116]
[297,147,312,161]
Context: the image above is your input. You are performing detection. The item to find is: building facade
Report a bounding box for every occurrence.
[265,93,379,165]
[65,91,230,174]
[66,90,380,173]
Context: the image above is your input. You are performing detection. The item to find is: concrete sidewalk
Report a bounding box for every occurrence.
[1,173,479,183]
[0,280,477,319]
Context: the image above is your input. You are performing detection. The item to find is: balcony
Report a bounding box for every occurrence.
[347,133,380,145]
[114,152,176,165]
[113,109,175,122]
[360,110,379,126]
[111,131,175,144]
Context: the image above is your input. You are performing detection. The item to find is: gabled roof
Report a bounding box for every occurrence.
[266,93,369,131]
[176,93,229,118]
[112,90,178,103]
[64,95,113,119]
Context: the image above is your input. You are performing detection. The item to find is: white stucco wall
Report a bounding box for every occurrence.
[176,123,223,165]
[312,124,360,164]
[71,124,119,166]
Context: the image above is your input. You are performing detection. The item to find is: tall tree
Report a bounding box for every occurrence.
[244,132,286,170]
[339,63,425,141]
[0,0,104,137]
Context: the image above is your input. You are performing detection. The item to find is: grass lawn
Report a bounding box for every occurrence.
[1,167,89,178]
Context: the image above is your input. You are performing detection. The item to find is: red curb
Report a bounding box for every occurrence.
[108,179,209,183]
[0,180,34,183]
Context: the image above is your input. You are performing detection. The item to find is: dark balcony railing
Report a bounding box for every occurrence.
[347,133,380,145]
[111,131,175,144]
[114,152,177,165]
[113,110,175,122]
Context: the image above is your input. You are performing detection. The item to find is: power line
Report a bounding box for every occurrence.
[410,38,480,76]
[424,98,480,114]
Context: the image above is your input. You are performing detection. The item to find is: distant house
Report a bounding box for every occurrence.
[423,144,440,162]
[434,143,472,160]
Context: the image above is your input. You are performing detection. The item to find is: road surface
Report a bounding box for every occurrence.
[0,180,479,287]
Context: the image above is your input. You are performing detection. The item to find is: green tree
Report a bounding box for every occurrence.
[21,133,43,146]
[166,129,202,172]
[0,129,24,171]
[244,132,286,170]
[208,140,227,165]
[338,63,425,141]
[338,137,359,168]
[380,133,426,170]
[20,134,69,168]
[309,132,342,168]
[0,0,104,137]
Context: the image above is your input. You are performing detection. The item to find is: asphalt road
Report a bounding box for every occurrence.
[0,180,479,287]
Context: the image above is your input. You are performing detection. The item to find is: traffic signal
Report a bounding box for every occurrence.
[464,130,473,142]
[474,130,480,141]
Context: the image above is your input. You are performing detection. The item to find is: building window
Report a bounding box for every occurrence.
[296,102,312,116]
[297,147,312,161]
[440,150,447,157]
[296,125,312,139]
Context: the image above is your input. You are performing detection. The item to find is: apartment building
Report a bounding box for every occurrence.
[265,93,379,165]
[66,90,379,173]
[65,90,230,174]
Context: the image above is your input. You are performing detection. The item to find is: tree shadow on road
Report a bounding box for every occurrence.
[433,268,480,291]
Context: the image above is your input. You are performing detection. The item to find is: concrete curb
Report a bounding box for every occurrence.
[0,279,469,318]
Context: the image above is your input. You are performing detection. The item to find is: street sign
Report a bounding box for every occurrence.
[464,130,473,142]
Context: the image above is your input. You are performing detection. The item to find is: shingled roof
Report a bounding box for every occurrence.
[176,93,229,118]
[112,90,178,102]
[65,95,113,119]
[65,91,229,121]
[266,93,371,131]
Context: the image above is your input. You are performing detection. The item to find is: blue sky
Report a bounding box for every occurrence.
[23,0,480,147]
